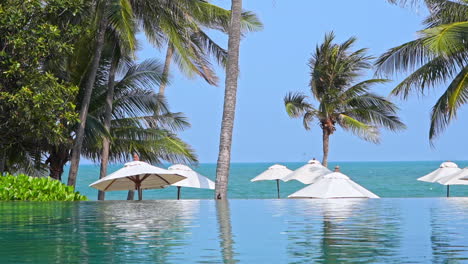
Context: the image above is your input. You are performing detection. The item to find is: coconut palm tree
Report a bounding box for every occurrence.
[215,0,244,200]
[83,59,197,164]
[156,6,263,95]
[46,59,197,182]
[68,0,261,187]
[376,0,468,141]
[68,0,137,187]
[284,32,406,167]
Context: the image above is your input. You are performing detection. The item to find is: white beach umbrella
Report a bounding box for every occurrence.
[288,166,379,199]
[90,158,185,200]
[282,159,332,184]
[418,161,461,182]
[250,164,293,198]
[417,161,462,197]
[437,168,468,197]
[168,164,215,200]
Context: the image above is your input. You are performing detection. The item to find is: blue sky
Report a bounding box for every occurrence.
[136,0,468,163]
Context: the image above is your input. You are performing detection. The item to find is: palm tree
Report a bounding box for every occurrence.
[156,6,263,95]
[284,33,406,167]
[68,0,137,187]
[68,0,261,187]
[46,59,197,182]
[215,0,243,200]
[376,0,468,140]
[83,60,197,165]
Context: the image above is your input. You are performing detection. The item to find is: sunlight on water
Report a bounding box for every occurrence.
[1,199,468,263]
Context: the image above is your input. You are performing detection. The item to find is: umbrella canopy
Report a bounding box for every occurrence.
[90,160,185,200]
[417,161,461,183]
[251,164,292,182]
[168,164,215,189]
[282,159,331,184]
[438,168,468,185]
[168,164,215,200]
[250,164,293,198]
[288,166,379,199]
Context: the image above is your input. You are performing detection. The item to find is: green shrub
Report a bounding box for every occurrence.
[0,174,87,201]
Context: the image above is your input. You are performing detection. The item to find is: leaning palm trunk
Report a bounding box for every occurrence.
[98,54,118,200]
[68,3,109,187]
[158,43,174,95]
[215,0,243,200]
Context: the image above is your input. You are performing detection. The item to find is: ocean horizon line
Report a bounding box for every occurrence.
[77,159,468,166]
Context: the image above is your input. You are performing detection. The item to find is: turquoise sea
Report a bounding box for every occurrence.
[65,161,468,200]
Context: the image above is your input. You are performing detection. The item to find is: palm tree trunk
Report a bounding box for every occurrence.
[47,146,70,181]
[158,43,174,95]
[98,54,118,201]
[215,0,243,200]
[67,4,108,187]
[322,129,330,167]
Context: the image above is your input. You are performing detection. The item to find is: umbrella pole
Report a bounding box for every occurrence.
[276,179,280,199]
[447,185,450,198]
[177,186,181,200]
[138,187,142,201]
[135,176,142,201]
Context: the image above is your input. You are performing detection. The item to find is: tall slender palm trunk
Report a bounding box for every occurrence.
[322,129,330,167]
[215,0,243,200]
[98,54,118,200]
[158,43,174,95]
[68,4,108,187]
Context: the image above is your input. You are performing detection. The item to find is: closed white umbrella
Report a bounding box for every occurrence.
[418,161,462,197]
[90,157,185,200]
[437,167,468,197]
[282,159,331,184]
[168,164,215,200]
[250,164,293,198]
[288,166,379,199]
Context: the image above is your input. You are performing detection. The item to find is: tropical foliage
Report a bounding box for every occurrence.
[0,0,85,174]
[0,174,87,201]
[46,59,197,181]
[66,0,262,187]
[377,0,468,140]
[285,33,406,166]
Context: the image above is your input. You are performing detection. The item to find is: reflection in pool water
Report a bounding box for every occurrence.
[1,199,468,263]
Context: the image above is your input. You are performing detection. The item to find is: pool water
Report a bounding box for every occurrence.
[1,198,468,263]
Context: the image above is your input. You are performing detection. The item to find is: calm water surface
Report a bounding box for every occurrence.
[1,199,468,263]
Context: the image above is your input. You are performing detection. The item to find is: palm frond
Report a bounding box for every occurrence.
[375,39,434,76]
[429,65,468,139]
[338,114,380,143]
[284,92,314,118]
[421,21,468,55]
[341,79,391,99]
[390,53,465,98]
[424,0,468,27]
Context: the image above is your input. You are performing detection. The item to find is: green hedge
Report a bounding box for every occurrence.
[0,174,87,201]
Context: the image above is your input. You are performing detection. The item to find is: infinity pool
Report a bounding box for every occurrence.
[1,199,468,263]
